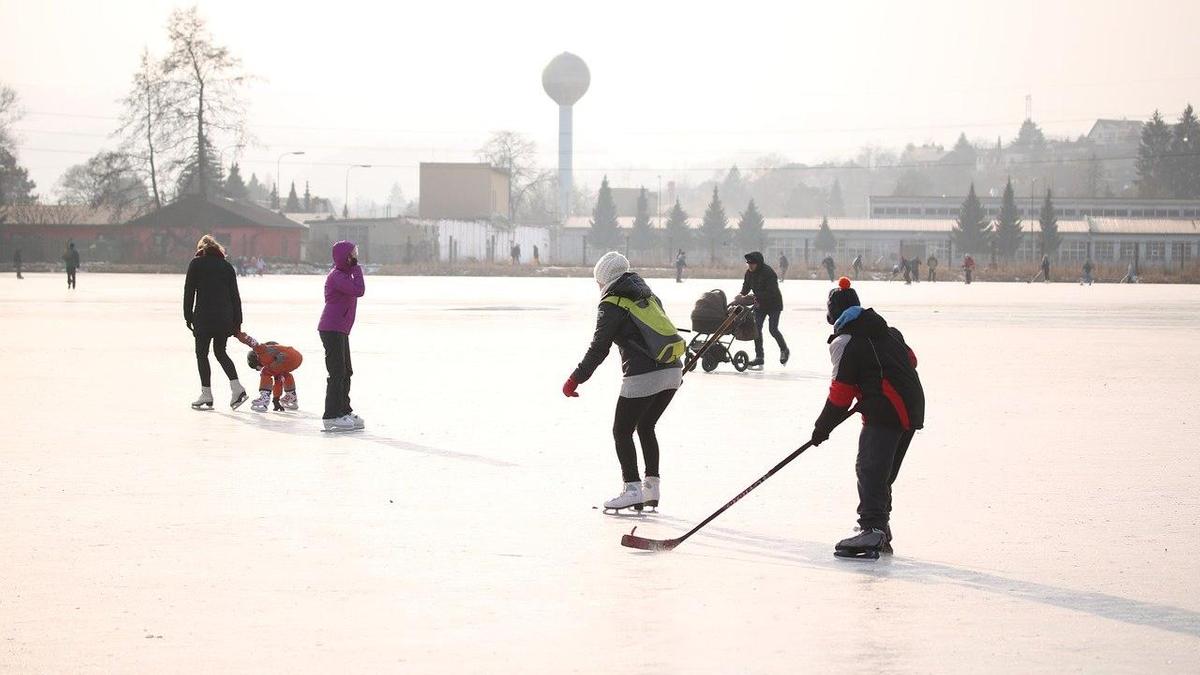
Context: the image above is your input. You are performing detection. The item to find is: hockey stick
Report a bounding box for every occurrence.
[682,305,746,374]
[621,407,857,552]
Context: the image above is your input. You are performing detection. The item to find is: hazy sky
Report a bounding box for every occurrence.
[2,0,1198,211]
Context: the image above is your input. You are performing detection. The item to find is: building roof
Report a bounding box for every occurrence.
[419,162,511,176]
[564,216,1200,236]
[126,194,307,229]
[0,204,124,226]
[1087,118,1143,141]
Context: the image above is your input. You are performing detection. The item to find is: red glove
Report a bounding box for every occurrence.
[562,377,580,398]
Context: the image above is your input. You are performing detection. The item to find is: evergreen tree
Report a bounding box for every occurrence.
[224,162,248,201]
[588,175,620,250]
[1170,103,1200,199]
[0,147,37,205]
[245,173,268,203]
[720,165,747,212]
[736,198,765,252]
[952,182,991,255]
[174,134,225,198]
[1038,189,1061,257]
[1136,110,1173,198]
[664,199,691,255]
[993,177,1023,260]
[270,182,279,210]
[285,181,300,211]
[629,186,656,259]
[828,179,845,217]
[814,215,836,253]
[699,185,729,264]
[303,181,312,212]
[1014,119,1047,150]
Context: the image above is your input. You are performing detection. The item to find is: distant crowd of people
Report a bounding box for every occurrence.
[233,256,269,277]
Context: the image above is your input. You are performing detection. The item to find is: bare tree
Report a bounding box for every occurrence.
[477,130,550,222]
[160,7,249,199]
[0,82,21,151]
[56,151,151,220]
[116,49,173,209]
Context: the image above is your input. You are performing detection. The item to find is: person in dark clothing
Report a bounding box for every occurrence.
[809,277,924,558]
[184,234,247,410]
[13,248,22,279]
[962,254,976,284]
[901,258,912,284]
[674,249,686,283]
[909,256,920,283]
[740,251,789,367]
[1082,258,1094,285]
[778,253,789,282]
[564,251,682,513]
[851,255,864,279]
[62,242,80,289]
[1040,254,1051,283]
[822,255,836,282]
[927,255,938,282]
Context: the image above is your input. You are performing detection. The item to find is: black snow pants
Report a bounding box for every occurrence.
[612,389,676,483]
[195,332,238,388]
[855,425,915,533]
[753,306,787,360]
[320,330,354,420]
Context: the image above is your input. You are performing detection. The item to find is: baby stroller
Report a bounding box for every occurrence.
[686,289,758,372]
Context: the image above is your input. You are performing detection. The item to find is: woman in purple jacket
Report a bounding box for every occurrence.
[318,240,366,432]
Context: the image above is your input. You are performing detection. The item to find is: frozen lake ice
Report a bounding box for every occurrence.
[1,271,1198,672]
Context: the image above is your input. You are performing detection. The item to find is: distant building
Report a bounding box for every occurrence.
[419,163,510,221]
[868,195,1200,220]
[124,194,307,263]
[1087,119,1143,146]
[305,216,438,265]
[0,204,124,262]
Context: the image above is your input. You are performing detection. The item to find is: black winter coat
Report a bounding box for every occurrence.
[814,308,924,435]
[740,252,783,311]
[183,252,242,336]
[572,273,681,383]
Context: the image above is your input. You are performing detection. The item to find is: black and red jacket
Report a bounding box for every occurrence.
[814,307,924,436]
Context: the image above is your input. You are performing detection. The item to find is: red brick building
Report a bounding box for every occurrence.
[124,194,307,262]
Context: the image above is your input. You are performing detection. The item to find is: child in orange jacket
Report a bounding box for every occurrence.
[236,331,303,412]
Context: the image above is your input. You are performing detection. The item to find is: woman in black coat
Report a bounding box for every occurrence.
[184,235,247,409]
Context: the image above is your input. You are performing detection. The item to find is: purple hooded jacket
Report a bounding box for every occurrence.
[318,241,366,334]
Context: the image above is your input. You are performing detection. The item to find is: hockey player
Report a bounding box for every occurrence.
[237,331,303,412]
[563,251,684,513]
[809,277,925,559]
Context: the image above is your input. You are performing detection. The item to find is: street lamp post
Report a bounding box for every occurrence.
[275,151,306,210]
[344,164,372,218]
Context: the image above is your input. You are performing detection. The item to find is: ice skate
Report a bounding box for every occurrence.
[834,527,891,560]
[747,356,764,369]
[229,381,248,410]
[779,347,790,365]
[279,391,299,411]
[190,387,214,410]
[349,413,365,429]
[603,482,646,514]
[250,391,271,412]
[642,476,661,510]
[322,415,358,433]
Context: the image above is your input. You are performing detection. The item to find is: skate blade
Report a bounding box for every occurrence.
[834,549,881,560]
[320,427,363,434]
[230,394,249,410]
[190,403,213,410]
[601,504,647,515]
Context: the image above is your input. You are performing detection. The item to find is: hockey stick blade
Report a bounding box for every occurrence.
[620,526,679,551]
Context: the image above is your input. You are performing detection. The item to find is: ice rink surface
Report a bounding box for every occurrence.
[2,271,1199,673]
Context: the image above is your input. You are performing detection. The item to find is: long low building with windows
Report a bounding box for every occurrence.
[869,195,1200,221]
[560,216,1200,268]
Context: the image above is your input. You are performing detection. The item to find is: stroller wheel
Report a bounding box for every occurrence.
[701,347,722,372]
[732,350,750,372]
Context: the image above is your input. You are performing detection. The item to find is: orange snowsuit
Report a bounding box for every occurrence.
[237,332,303,398]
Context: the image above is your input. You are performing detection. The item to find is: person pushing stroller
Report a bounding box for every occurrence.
[738,251,789,368]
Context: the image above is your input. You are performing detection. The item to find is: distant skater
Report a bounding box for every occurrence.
[62,242,80,289]
[184,234,247,410]
[902,258,912,285]
[1040,254,1051,283]
[319,241,366,432]
[741,251,789,368]
[909,256,920,283]
[927,254,938,282]
[563,251,683,513]
[13,248,22,279]
[962,254,976,284]
[1081,258,1094,285]
[822,254,836,282]
[674,249,687,283]
[810,277,924,559]
[778,252,789,282]
[533,244,540,266]
[1120,261,1138,283]
[238,331,303,412]
[852,254,864,279]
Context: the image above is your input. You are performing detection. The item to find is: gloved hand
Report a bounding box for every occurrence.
[809,428,829,447]
[562,377,580,398]
[185,320,193,333]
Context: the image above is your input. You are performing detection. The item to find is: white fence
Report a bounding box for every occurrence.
[434,220,551,264]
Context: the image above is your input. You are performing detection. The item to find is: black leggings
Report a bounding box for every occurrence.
[320,330,354,420]
[753,307,788,359]
[612,388,676,483]
[195,333,237,387]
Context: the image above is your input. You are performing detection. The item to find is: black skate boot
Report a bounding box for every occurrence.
[834,527,890,560]
[779,346,790,365]
[747,356,765,369]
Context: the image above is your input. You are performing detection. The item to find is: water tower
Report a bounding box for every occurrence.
[542,52,590,222]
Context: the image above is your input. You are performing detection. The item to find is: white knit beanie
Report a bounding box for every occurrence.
[593,251,630,293]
